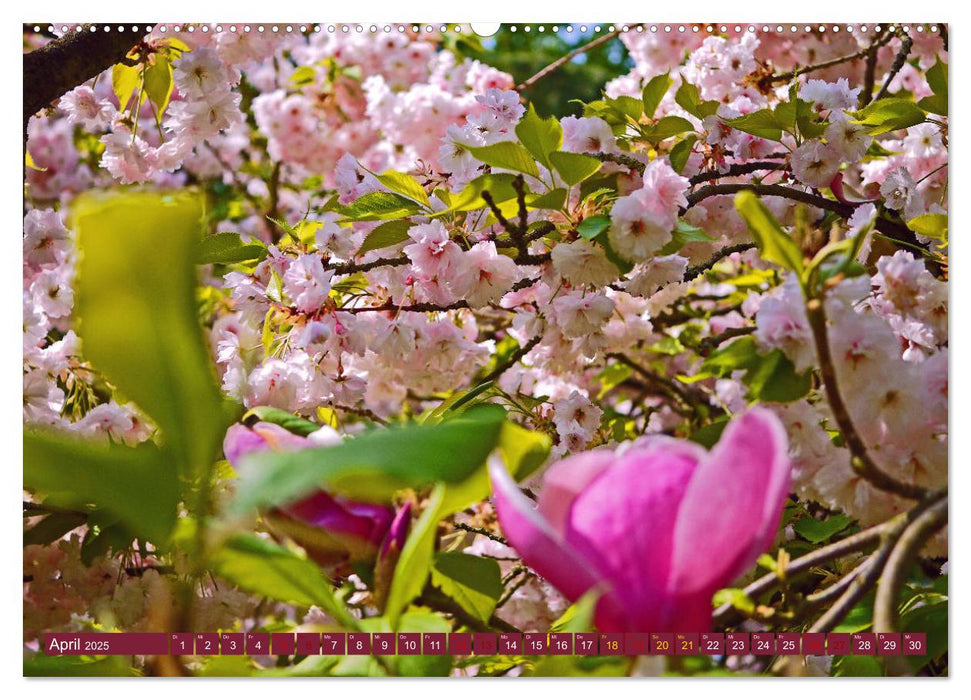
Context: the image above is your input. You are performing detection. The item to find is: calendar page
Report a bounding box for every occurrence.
[22,20,948,679]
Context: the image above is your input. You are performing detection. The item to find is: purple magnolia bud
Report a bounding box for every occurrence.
[489,408,791,633]
[223,422,397,569]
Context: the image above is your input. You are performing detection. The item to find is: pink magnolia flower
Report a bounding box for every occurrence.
[489,408,790,633]
[223,422,408,570]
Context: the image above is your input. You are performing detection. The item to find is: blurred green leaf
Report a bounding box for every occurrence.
[384,484,445,627]
[906,213,947,242]
[431,552,502,623]
[793,513,854,543]
[198,232,268,264]
[734,190,805,275]
[232,405,506,512]
[24,430,176,544]
[72,190,230,480]
[210,533,355,627]
[243,406,320,436]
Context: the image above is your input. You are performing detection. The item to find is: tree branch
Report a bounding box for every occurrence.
[23,25,150,141]
[515,28,624,93]
[806,297,928,500]
[873,495,948,633]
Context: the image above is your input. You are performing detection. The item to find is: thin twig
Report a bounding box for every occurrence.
[769,29,895,85]
[683,243,756,281]
[332,256,409,275]
[516,28,624,92]
[873,32,914,103]
[453,522,508,546]
[873,495,948,633]
[806,297,928,500]
[481,335,541,383]
[689,161,787,186]
[590,151,646,174]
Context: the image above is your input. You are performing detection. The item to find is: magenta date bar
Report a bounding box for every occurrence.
[700,632,724,655]
[39,631,933,656]
[903,632,927,656]
[321,633,345,655]
[170,633,194,655]
[574,633,598,655]
[44,633,167,656]
[752,632,775,655]
[600,633,623,655]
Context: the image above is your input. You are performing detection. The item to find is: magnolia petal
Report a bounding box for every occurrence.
[537,448,615,534]
[668,407,791,597]
[564,446,699,632]
[488,459,602,603]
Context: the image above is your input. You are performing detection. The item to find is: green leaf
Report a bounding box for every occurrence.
[658,218,715,255]
[71,191,230,481]
[394,612,453,677]
[550,588,601,633]
[289,65,317,88]
[198,232,268,264]
[143,55,173,122]
[549,151,602,186]
[701,336,811,403]
[339,191,421,222]
[437,173,519,214]
[467,141,540,178]
[734,190,805,275]
[906,213,948,242]
[675,79,719,120]
[901,599,947,668]
[688,417,729,448]
[917,57,947,116]
[431,552,502,623]
[498,421,551,481]
[527,188,568,210]
[793,513,854,543]
[232,405,506,513]
[642,74,673,118]
[726,108,790,141]
[111,63,142,111]
[210,533,355,626]
[357,219,415,255]
[24,431,177,544]
[515,104,563,171]
[833,655,883,677]
[642,115,695,142]
[743,348,812,402]
[669,135,697,174]
[23,510,87,546]
[370,169,430,207]
[853,98,926,135]
[577,214,611,240]
[24,654,136,677]
[243,406,320,436]
[712,587,756,615]
[384,484,445,627]
[596,363,633,399]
